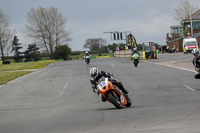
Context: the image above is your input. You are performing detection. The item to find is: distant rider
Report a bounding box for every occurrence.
[84,51,91,58]
[131,48,140,62]
[131,48,140,56]
[89,67,129,102]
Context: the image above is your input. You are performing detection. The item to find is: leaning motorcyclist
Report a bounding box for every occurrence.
[89,67,129,102]
[192,48,200,79]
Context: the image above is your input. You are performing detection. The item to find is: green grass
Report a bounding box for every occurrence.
[0,71,32,85]
[0,60,56,71]
[0,60,56,85]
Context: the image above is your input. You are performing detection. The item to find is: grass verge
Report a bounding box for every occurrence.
[0,71,32,85]
[0,60,56,71]
[0,60,56,85]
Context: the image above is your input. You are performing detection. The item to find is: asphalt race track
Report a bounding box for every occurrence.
[0,53,200,133]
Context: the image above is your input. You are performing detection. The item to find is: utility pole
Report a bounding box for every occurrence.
[190,2,193,36]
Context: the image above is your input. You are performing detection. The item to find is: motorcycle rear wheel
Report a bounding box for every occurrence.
[108,92,122,109]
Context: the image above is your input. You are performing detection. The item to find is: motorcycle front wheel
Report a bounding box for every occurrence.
[134,59,138,67]
[107,91,122,109]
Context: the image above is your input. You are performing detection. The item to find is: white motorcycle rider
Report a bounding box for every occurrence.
[192,48,200,79]
[84,51,91,65]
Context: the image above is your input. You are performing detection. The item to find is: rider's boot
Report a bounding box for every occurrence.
[118,82,129,94]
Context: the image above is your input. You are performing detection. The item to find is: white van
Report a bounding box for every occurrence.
[183,37,198,54]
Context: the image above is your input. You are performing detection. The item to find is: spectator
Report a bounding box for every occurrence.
[176,48,179,53]
[162,46,164,53]
[159,46,162,53]
[163,45,167,53]
[116,46,120,51]
[118,46,121,50]
[166,45,169,53]
[172,45,176,53]
[127,44,131,49]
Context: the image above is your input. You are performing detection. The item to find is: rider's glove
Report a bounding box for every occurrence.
[110,74,117,80]
[110,73,114,78]
[93,88,100,95]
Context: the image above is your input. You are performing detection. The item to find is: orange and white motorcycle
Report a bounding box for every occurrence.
[97,77,132,109]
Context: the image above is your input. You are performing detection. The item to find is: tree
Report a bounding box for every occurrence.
[83,38,107,51]
[0,9,13,64]
[12,36,23,62]
[99,45,109,53]
[25,7,72,59]
[174,0,198,21]
[137,44,143,51]
[24,43,41,62]
[54,45,71,60]
[108,43,118,52]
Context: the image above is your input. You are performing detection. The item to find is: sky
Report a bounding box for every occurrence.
[0,0,200,51]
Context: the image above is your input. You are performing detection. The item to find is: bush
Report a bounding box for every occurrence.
[71,51,82,55]
[54,45,71,60]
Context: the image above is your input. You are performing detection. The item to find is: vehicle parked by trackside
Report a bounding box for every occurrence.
[183,37,198,54]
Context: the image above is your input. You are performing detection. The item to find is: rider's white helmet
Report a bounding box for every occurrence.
[89,67,99,78]
[85,51,88,54]
[192,48,199,56]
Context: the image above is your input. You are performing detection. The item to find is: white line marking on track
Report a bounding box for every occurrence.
[63,82,68,90]
[60,90,64,95]
[111,64,115,68]
[184,85,195,91]
[60,73,73,96]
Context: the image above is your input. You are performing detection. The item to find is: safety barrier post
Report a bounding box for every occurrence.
[143,51,146,60]
[156,50,159,59]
